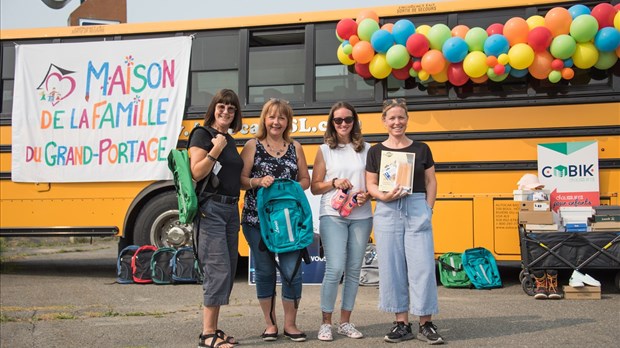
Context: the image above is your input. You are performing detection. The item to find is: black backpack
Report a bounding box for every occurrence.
[151,247,175,284]
[172,246,202,284]
[116,245,139,284]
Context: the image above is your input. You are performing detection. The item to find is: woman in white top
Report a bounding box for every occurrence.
[310,101,372,341]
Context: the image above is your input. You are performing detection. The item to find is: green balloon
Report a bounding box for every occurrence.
[465,27,488,52]
[488,72,508,82]
[550,35,576,60]
[386,44,410,69]
[548,70,562,83]
[343,43,353,55]
[594,51,619,70]
[570,15,599,43]
[357,18,380,42]
[427,24,452,50]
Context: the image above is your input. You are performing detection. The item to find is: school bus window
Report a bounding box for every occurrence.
[1,79,13,114]
[191,32,239,71]
[315,65,375,102]
[190,70,239,109]
[248,45,305,104]
[387,75,448,99]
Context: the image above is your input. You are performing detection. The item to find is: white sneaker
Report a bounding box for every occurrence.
[317,323,333,341]
[570,270,601,287]
[337,322,363,339]
[569,276,584,288]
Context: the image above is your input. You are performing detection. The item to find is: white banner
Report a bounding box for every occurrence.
[11,37,192,182]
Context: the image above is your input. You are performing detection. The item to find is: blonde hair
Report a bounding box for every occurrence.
[256,99,293,143]
[382,98,408,119]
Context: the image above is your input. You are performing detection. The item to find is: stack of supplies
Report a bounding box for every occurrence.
[559,206,594,232]
[590,205,620,231]
[515,174,555,231]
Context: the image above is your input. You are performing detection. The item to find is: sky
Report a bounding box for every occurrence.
[1,0,412,30]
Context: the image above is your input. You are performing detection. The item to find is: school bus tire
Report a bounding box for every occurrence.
[133,191,193,248]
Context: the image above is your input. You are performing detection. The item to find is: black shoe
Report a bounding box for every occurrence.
[384,321,414,343]
[283,330,307,342]
[417,322,444,345]
[261,329,279,342]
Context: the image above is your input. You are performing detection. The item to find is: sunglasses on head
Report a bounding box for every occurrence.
[332,116,354,125]
[383,98,407,107]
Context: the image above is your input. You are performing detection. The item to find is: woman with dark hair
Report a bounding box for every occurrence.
[240,98,311,342]
[310,101,372,341]
[189,89,244,348]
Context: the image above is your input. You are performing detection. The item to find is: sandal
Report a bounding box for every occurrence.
[260,329,279,341]
[283,330,307,342]
[199,333,233,348]
[339,192,358,218]
[216,329,239,345]
[331,188,349,210]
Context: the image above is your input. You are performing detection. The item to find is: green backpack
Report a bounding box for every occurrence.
[437,252,472,288]
[167,126,218,224]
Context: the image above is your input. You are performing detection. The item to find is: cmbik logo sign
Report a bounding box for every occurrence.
[541,163,595,178]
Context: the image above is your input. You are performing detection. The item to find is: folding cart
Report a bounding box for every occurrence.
[518,226,620,295]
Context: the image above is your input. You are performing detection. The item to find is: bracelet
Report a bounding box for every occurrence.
[249,178,254,190]
[332,177,338,188]
[207,154,217,162]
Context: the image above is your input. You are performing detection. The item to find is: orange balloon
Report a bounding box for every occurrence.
[356,10,379,24]
[451,25,470,39]
[349,35,360,46]
[528,51,553,80]
[421,49,447,75]
[561,67,574,80]
[381,23,394,33]
[486,56,498,67]
[471,75,489,83]
[544,7,572,37]
[352,41,374,64]
[504,17,530,46]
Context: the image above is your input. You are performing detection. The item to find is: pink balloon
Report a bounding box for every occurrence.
[527,26,553,52]
[406,33,430,58]
[487,23,504,36]
[447,62,469,86]
[591,3,617,29]
[355,62,372,79]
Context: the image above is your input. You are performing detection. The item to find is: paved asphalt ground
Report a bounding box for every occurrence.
[1,238,619,348]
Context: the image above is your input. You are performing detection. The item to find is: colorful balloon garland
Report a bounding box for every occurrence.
[335,3,620,83]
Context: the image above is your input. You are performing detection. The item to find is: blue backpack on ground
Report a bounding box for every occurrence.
[172,246,202,284]
[117,245,140,284]
[256,179,314,254]
[151,247,175,284]
[461,247,502,289]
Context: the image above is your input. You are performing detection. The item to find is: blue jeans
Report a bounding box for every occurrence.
[242,223,303,301]
[319,216,373,313]
[373,193,439,316]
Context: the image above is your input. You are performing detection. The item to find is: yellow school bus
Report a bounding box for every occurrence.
[1,0,618,260]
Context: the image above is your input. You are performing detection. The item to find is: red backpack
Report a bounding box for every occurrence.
[131,245,157,284]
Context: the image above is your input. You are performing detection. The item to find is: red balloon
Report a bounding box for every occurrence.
[447,62,469,86]
[355,62,372,79]
[336,18,358,40]
[591,3,617,29]
[487,23,504,36]
[406,33,430,58]
[411,60,423,72]
[527,26,553,52]
[392,61,413,80]
[493,64,506,75]
[551,58,564,70]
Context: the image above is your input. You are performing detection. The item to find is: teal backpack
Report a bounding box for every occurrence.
[461,247,502,289]
[167,126,219,224]
[256,179,314,254]
[437,252,472,288]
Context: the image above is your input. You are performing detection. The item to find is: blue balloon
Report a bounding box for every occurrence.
[370,29,395,54]
[509,67,529,78]
[568,4,591,19]
[392,19,416,46]
[483,34,510,57]
[503,65,512,74]
[563,58,574,68]
[442,37,468,63]
[594,27,620,52]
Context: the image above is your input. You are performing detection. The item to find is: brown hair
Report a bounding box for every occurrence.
[203,89,242,133]
[324,101,365,152]
[255,99,293,144]
[382,98,408,119]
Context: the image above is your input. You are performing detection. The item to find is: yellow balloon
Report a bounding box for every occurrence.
[431,65,449,83]
[369,54,392,79]
[615,11,620,31]
[508,43,535,70]
[572,42,599,69]
[463,51,488,78]
[497,53,509,65]
[418,70,430,81]
[337,44,355,65]
[526,15,545,29]
[416,25,431,37]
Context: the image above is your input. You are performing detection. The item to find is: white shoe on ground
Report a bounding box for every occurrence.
[337,322,363,339]
[570,270,601,287]
[317,323,333,341]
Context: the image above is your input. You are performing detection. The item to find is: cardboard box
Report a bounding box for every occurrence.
[562,285,601,300]
[520,201,550,212]
[519,211,554,224]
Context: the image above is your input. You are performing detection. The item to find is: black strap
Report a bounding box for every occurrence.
[187,126,221,196]
[438,259,462,272]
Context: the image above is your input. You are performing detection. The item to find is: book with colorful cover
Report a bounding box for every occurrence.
[378,150,415,193]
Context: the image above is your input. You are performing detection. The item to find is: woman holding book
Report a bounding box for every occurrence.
[310,101,372,341]
[365,98,443,345]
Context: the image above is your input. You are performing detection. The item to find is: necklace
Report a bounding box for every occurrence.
[265,139,287,156]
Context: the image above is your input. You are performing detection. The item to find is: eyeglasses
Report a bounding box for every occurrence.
[383,98,407,107]
[216,103,237,114]
[333,116,354,125]
[269,97,289,104]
